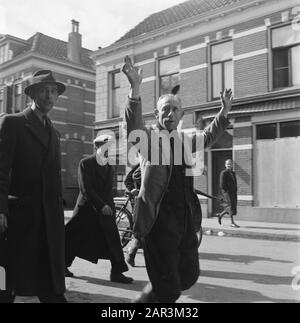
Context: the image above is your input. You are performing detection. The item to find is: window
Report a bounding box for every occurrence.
[280,120,300,138]
[256,121,300,140]
[0,44,9,64]
[159,56,180,95]
[211,41,233,99]
[272,25,300,89]
[14,83,22,112]
[111,71,121,118]
[255,119,300,208]
[256,123,277,140]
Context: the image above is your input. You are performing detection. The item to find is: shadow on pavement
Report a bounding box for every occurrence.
[72,276,147,292]
[66,290,132,303]
[199,252,292,264]
[183,282,298,303]
[200,270,292,285]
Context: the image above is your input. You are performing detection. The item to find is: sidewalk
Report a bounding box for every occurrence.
[64,211,300,242]
[202,218,300,242]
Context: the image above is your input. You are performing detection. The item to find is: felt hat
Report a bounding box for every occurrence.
[24,70,66,97]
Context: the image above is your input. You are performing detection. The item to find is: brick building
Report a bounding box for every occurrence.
[92,0,300,224]
[0,20,96,207]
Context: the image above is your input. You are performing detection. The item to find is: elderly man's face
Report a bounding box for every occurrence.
[33,83,58,115]
[155,95,183,132]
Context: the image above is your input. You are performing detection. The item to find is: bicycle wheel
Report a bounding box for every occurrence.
[115,206,134,248]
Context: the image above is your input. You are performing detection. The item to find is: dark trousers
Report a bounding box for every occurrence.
[0,291,67,303]
[142,204,200,303]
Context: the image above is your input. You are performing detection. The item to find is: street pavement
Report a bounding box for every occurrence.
[16,233,300,303]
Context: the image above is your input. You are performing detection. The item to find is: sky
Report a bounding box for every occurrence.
[0,0,186,50]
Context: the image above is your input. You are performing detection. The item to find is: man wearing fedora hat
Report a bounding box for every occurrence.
[65,135,133,284]
[0,70,67,303]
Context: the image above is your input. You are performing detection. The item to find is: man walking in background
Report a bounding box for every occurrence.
[218,159,240,228]
[65,135,133,284]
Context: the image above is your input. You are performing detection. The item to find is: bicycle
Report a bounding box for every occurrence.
[115,189,207,249]
[115,191,136,248]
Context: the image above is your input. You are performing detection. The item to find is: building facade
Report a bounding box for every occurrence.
[92,0,300,224]
[0,20,96,207]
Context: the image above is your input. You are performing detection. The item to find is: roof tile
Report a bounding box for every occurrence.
[13,33,94,69]
[116,0,241,43]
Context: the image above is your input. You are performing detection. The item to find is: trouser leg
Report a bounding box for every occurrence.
[178,216,200,291]
[143,236,181,303]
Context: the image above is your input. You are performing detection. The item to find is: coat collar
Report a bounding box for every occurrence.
[23,107,51,149]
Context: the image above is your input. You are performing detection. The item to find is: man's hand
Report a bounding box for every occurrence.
[101,205,114,217]
[220,89,233,118]
[122,56,143,99]
[0,214,7,234]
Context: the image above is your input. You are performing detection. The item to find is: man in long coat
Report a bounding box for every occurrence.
[65,135,133,284]
[218,159,239,228]
[123,56,232,303]
[0,70,66,303]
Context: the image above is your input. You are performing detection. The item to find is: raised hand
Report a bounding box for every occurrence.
[122,56,143,89]
[220,89,233,117]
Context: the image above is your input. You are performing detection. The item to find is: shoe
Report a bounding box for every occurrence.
[230,223,240,228]
[110,273,134,284]
[65,268,74,278]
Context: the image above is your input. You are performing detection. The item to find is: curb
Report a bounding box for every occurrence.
[202,227,300,242]
[64,213,300,242]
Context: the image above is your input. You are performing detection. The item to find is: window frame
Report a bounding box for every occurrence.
[256,120,300,140]
[271,23,300,90]
[210,40,233,101]
[110,70,121,119]
[158,54,180,96]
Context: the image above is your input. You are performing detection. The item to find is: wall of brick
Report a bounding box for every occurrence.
[95,65,108,122]
[233,148,253,197]
[234,31,268,55]
[180,48,207,69]
[180,68,207,107]
[234,54,269,98]
[233,126,253,146]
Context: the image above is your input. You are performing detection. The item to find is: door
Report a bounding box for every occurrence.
[212,150,232,215]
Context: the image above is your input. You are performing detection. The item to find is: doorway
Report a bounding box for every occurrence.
[212,150,232,215]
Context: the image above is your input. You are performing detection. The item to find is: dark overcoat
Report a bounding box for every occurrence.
[0,108,65,296]
[220,168,238,214]
[65,155,126,267]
